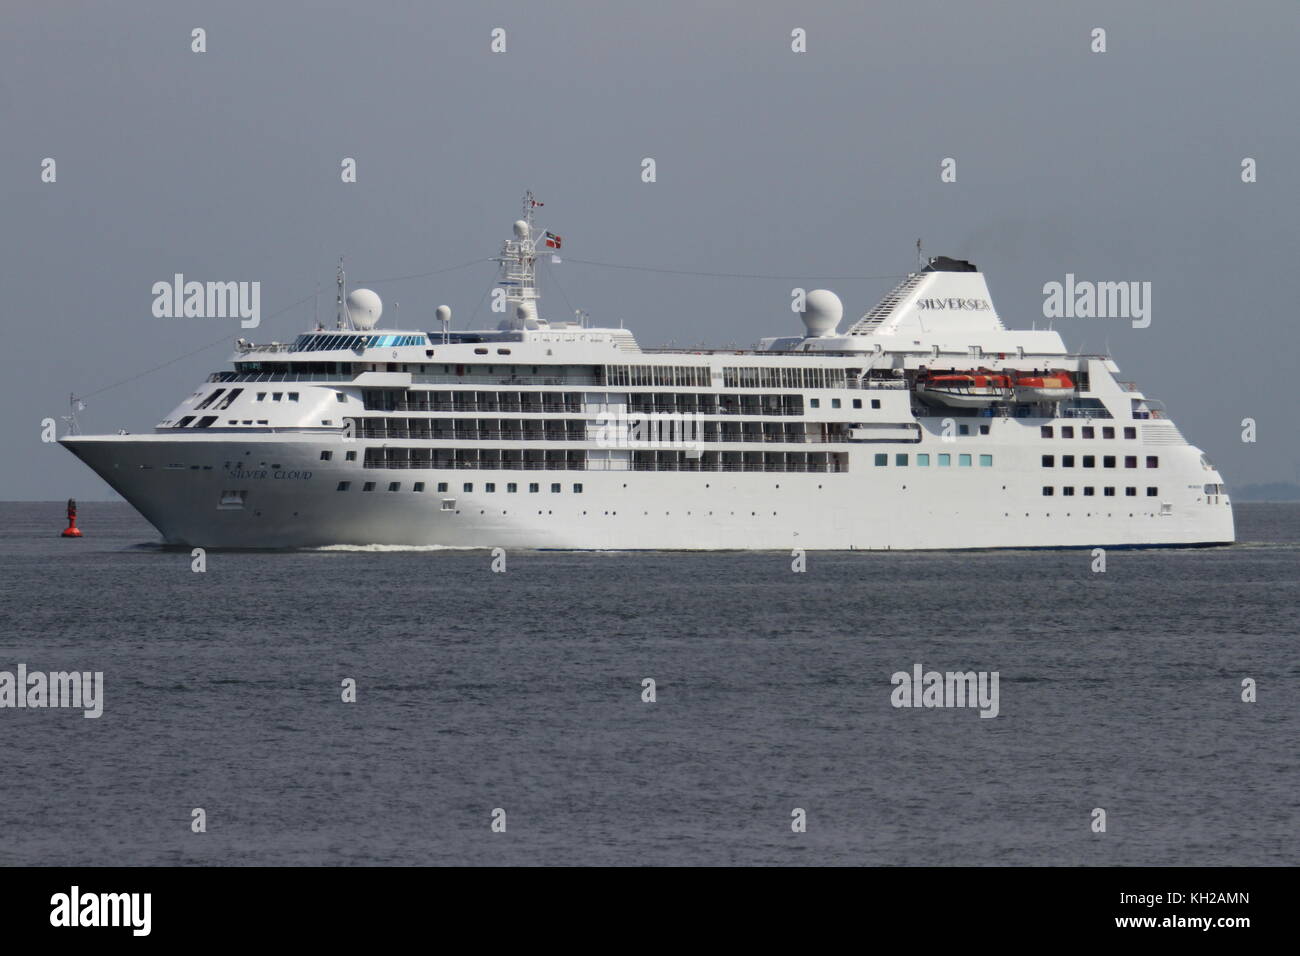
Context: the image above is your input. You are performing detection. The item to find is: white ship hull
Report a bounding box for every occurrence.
[62,431,1235,550]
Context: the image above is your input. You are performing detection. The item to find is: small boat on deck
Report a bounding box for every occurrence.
[915,372,1013,408]
[1013,371,1075,402]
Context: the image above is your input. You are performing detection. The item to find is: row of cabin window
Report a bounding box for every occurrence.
[1043,486,1157,497]
[875,453,994,467]
[336,481,584,494]
[809,398,882,410]
[319,451,357,461]
[1042,425,1136,439]
[255,392,299,402]
[1043,455,1158,468]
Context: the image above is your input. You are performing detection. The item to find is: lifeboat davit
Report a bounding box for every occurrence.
[915,372,1013,408]
[1013,371,1075,402]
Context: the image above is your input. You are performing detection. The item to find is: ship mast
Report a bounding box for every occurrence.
[494,191,542,328]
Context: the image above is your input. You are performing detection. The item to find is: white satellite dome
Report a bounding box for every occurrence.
[513,219,529,239]
[435,304,451,324]
[800,289,843,338]
[346,288,383,329]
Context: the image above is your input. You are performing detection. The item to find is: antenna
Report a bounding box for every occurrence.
[335,257,348,330]
[62,393,84,436]
[916,238,924,270]
[493,192,541,329]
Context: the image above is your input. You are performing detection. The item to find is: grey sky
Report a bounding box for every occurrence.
[2,0,1296,499]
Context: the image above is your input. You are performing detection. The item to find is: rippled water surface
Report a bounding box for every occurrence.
[0,501,1295,865]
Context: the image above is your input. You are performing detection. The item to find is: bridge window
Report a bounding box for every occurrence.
[959,454,972,466]
[979,454,993,466]
[875,454,888,466]
[917,454,930,466]
[336,481,350,491]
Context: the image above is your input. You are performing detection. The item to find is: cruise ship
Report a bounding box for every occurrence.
[62,196,1234,550]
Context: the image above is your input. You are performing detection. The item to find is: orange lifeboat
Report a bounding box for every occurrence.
[915,371,1013,408]
[1013,371,1075,402]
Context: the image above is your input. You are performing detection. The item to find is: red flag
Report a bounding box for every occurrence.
[544,231,562,249]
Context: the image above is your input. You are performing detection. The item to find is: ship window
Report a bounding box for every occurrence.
[871,399,881,409]
[958,454,972,467]
[1124,427,1137,439]
[831,399,841,409]
[273,393,283,401]
[1125,487,1137,496]
[1063,486,1075,496]
[289,393,299,401]
[1042,486,1054,496]
[336,481,350,491]
[1124,455,1137,468]
[1103,427,1115,439]
[1147,487,1158,496]
[441,499,455,511]
[388,482,400,492]
[1062,455,1075,467]
[1146,456,1159,468]
[196,416,217,428]
[1040,426,1053,438]
[474,348,488,355]
[346,451,357,461]
[437,482,448,492]
[1061,426,1075,438]
[810,399,820,408]
[874,454,887,466]
[550,483,561,493]
[336,393,346,403]
[979,425,989,435]
[979,454,992,467]
[413,482,425,492]
[1083,455,1095,468]
[177,416,195,428]
[917,454,930,466]
[1103,456,1115,468]
[1104,487,1115,496]
[573,483,584,493]
[1084,486,1095,496]
[507,483,517,492]
[958,425,970,436]
[853,399,862,409]
[529,483,539,493]
[485,483,496,492]
[1082,426,1095,439]
[463,483,473,493]
[320,451,332,461]
[362,482,375,492]
[895,454,908,466]
[938,454,951,467]
[256,393,266,401]
[1042,455,1054,467]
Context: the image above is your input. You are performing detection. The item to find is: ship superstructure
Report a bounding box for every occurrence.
[61,197,1233,549]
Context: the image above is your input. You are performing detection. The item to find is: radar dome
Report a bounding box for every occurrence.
[801,289,843,338]
[435,305,451,324]
[513,220,529,239]
[346,288,383,329]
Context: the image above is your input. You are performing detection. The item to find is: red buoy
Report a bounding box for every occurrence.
[61,498,83,538]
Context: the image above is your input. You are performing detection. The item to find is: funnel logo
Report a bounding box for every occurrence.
[151,274,261,328]
[915,297,990,311]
